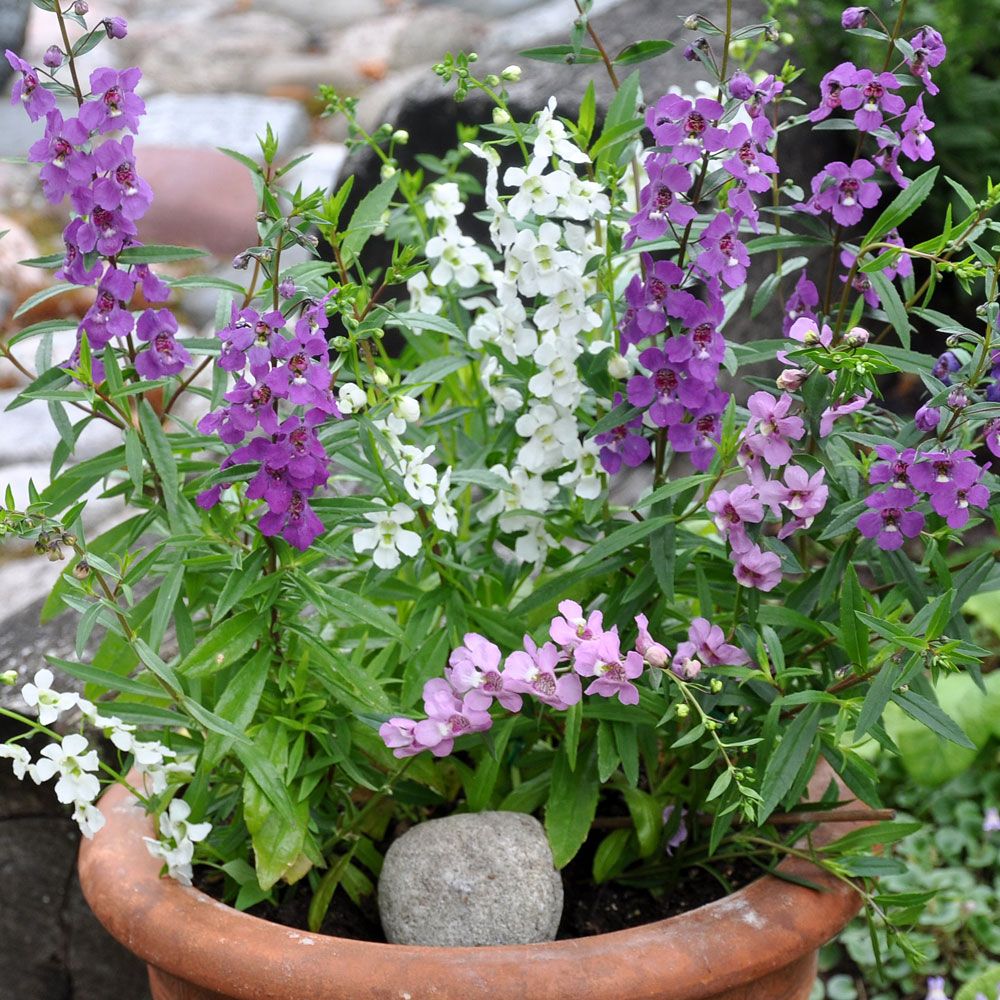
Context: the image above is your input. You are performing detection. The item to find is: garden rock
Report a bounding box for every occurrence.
[378,811,563,946]
[0,0,29,88]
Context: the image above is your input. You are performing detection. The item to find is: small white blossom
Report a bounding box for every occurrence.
[353,502,423,570]
[479,356,523,423]
[337,382,368,414]
[392,394,421,425]
[513,518,559,567]
[424,182,465,222]
[407,270,444,314]
[479,463,558,530]
[464,142,518,249]
[466,295,537,364]
[506,223,581,298]
[0,743,30,780]
[515,402,582,474]
[431,467,459,534]
[529,332,584,409]
[532,284,601,337]
[503,157,572,221]
[73,800,106,839]
[132,740,184,795]
[425,225,494,289]
[558,439,604,499]
[398,444,438,505]
[30,734,100,805]
[559,171,612,220]
[144,798,212,886]
[533,98,590,164]
[79,700,138,752]
[21,668,78,725]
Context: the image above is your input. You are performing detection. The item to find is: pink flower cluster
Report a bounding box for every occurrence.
[6,45,185,384]
[380,606,746,758]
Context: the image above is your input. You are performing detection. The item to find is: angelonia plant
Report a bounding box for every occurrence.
[2,0,1000,962]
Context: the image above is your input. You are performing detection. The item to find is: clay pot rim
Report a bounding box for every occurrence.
[79,766,863,1000]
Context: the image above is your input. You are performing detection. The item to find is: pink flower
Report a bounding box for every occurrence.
[809,159,882,227]
[379,717,429,759]
[634,614,670,669]
[820,391,871,437]
[573,629,644,705]
[447,633,522,712]
[413,678,493,757]
[503,638,581,710]
[733,544,783,591]
[706,484,764,547]
[679,617,748,667]
[550,600,604,651]
[744,392,805,467]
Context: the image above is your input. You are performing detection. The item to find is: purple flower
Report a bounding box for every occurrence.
[635,256,686,337]
[135,263,171,303]
[819,390,871,437]
[79,67,145,135]
[57,221,104,286]
[932,350,961,385]
[92,136,154,220]
[503,637,581,710]
[924,976,951,1000]
[646,94,727,164]
[729,71,755,101]
[733,543,783,592]
[258,488,325,550]
[721,123,778,193]
[810,62,861,123]
[839,70,905,132]
[677,617,749,667]
[628,348,706,426]
[915,404,941,432]
[101,16,128,38]
[668,399,727,470]
[628,156,696,243]
[278,278,297,299]
[667,295,726,382]
[783,275,820,336]
[841,6,868,29]
[447,633,522,712]
[70,189,138,257]
[986,420,1000,459]
[858,487,925,550]
[634,614,670,669]
[265,322,337,412]
[744,391,805,467]
[900,97,935,161]
[929,470,990,529]
[413,678,493,757]
[869,445,918,490]
[134,308,191,379]
[983,807,1000,832]
[696,213,751,288]
[909,449,981,496]
[379,717,428,759]
[5,50,57,121]
[810,160,882,227]
[573,629,644,706]
[661,805,689,855]
[550,600,604,651]
[79,266,136,347]
[760,466,829,538]
[595,394,651,474]
[873,141,909,188]
[28,111,93,204]
[706,484,764,551]
[907,27,946,96]
[43,45,63,69]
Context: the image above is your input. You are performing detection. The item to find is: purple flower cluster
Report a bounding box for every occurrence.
[859,445,990,548]
[196,296,341,550]
[6,44,183,384]
[380,602,682,758]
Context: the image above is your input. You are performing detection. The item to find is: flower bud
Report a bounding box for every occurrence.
[72,559,91,580]
[607,352,632,379]
[801,327,820,346]
[73,0,89,13]
[683,14,699,29]
[676,703,690,718]
[776,367,808,391]
[843,326,870,348]
[102,16,128,38]
[728,70,755,102]
[391,129,409,144]
[393,394,421,423]
[644,644,670,670]
[338,382,367,414]
[43,45,63,68]
[380,163,397,180]
[372,367,390,387]
[492,107,511,126]
[330,336,350,351]
[484,74,500,87]
[765,24,780,42]
[841,6,868,29]
[0,670,17,686]
[501,64,522,82]
[947,387,969,410]
[682,43,699,62]
[709,678,723,694]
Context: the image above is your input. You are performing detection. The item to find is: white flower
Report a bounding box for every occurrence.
[558,439,604,500]
[392,394,421,425]
[479,463,557,530]
[398,444,438,505]
[515,402,582,474]
[21,668,78,725]
[559,171,611,220]
[513,519,559,566]
[464,142,518,249]
[425,225,494,288]
[78,699,137,752]
[432,467,459,534]
[506,223,580,298]
[503,157,572,221]
[532,284,601,337]
[533,98,590,164]
[132,739,185,795]
[479,356,523,423]
[144,799,212,886]
[466,296,537,364]
[424,182,465,222]
[407,270,444,315]
[337,382,368,415]
[160,798,212,845]
[30,734,100,805]
[529,332,584,408]
[0,743,30,780]
[145,834,196,885]
[353,502,423,569]
[73,800,106,839]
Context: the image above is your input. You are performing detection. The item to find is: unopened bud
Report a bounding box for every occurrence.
[947,387,969,410]
[676,703,690,718]
[765,24,780,42]
[393,394,421,423]
[843,326,870,348]
[330,336,351,351]
[380,163,397,180]
[43,45,63,68]
[683,14,699,29]
[705,719,719,731]
[232,252,251,270]
[709,678,723,694]
[72,559,90,580]
[484,74,500,88]
[727,712,738,724]
[73,0,89,13]
[101,15,128,38]
[644,644,670,670]
[0,668,17,687]
[607,352,632,379]
[841,6,869,29]
[391,129,409,144]
[501,64,522,82]
[914,404,941,432]
[492,107,511,126]
[776,367,808,391]
[373,367,390,387]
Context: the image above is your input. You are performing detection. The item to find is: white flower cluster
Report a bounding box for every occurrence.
[143,798,212,886]
[345,388,459,569]
[407,98,611,565]
[0,669,194,845]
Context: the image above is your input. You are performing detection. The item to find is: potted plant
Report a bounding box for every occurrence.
[2,1,998,997]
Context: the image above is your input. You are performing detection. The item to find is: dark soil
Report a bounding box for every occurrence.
[195,852,763,943]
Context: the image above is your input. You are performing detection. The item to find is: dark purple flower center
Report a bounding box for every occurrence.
[840,178,860,199]
[94,207,114,231]
[288,353,308,378]
[533,673,556,696]
[684,112,706,137]
[693,323,714,348]
[652,185,674,211]
[654,367,679,393]
[250,384,272,408]
[448,713,470,734]
[696,414,717,434]
[254,321,271,344]
[880,507,903,529]
[737,142,756,166]
[603,662,626,683]
[648,277,668,302]
[288,491,306,520]
[154,332,173,355]
[863,82,885,104]
[290,428,309,453]
[483,671,503,693]
[116,162,137,191]
[53,138,73,165]
[97,291,116,314]
[103,86,124,114]
[719,234,736,257]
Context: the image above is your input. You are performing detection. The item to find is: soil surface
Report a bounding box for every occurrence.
[195,851,764,943]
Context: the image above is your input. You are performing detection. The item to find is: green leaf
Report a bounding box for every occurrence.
[889,689,975,749]
[840,565,869,669]
[340,174,399,263]
[203,646,271,766]
[44,654,162,699]
[596,721,619,781]
[116,245,210,265]
[867,271,910,349]
[6,365,71,410]
[623,787,662,857]
[855,658,905,740]
[595,69,641,166]
[243,757,308,890]
[758,704,822,822]
[148,562,184,655]
[613,39,674,65]
[824,820,923,856]
[591,828,632,883]
[577,80,596,147]
[318,585,404,641]
[862,166,938,244]
[137,400,182,528]
[575,515,674,572]
[519,44,601,64]
[13,282,78,319]
[307,849,356,933]
[545,745,599,868]
[585,400,643,440]
[176,610,264,678]
[564,699,583,772]
[464,717,516,812]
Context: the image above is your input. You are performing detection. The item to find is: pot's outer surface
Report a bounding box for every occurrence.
[79,767,862,1000]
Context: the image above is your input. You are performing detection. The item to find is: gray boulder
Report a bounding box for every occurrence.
[378,811,563,946]
[0,0,29,87]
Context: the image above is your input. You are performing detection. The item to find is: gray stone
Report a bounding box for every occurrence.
[250,0,384,32]
[378,811,563,946]
[140,92,311,161]
[0,0,29,88]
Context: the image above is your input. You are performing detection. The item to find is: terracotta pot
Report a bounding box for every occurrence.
[78,768,863,1000]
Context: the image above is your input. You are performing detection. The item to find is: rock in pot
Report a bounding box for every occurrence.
[378,811,563,946]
